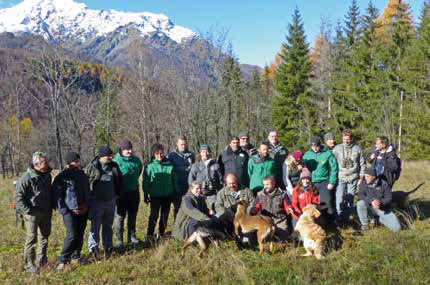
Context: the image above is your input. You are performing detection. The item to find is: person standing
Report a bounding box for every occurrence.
[218,136,249,187]
[113,139,143,246]
[368,136,401,188]
[332,130,365,225]
[188,144,222,212]
[168,135,195,220]
[54,152,90,271]
[302,137,338,225]
[16,151,53,273]
[143,143,177,243]
[86,145,122,258]
[238,131,257,156]
[264,131,288,189]
[282,150,303,199]
[248,142,276,195]
[324,133,336,151]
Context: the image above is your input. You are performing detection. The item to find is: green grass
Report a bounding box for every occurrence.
[1,161,430,284]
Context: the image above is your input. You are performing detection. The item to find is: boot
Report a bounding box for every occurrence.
[128,231,141,244]
[25,262,39,273]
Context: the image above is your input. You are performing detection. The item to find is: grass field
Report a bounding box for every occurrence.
[1,161,430,284]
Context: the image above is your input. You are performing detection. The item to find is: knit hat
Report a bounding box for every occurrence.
[309,136,321,146]
[291,150,302,163]
[119,139,133,150]
[199,144,211,153]
[238,131,249,139]
[324,132,335,142]
[65,151,80,165]
[365,166,377,177]
[300,168,311,180]
[32,151,47,165]
[98,145,113,157]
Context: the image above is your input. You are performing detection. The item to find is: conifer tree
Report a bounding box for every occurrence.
[273,7,314,147]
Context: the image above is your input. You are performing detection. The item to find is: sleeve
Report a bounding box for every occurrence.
[358,183,372,205]
[283,163,294,194]
[385,154,400,173]
[82,173,91,205]
[142,166,151,195]
[214,166,224,190]
[311,192,320,205]
[247,158,254,180]
[248,198,262,215]
[52,175,67,215]
[381,183,393,206]
[214,192,225,216]
[291,187,301,215]
[15,176,32,214]
[217,153,225,178]
[328,153,339,185]
[359,148,365,178]
[188,164,196,185]
[172,168,179,193]
[182,196,210,221]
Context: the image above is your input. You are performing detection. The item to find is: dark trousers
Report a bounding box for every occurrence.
[60,212,88,263]
[147,197,171,237]
[173,191,186,221]
[114,190,140,240]
[315,181,336,225]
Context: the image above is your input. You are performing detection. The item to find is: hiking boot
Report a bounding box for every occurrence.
[70,258,80,265]
[105,248,113,259]
[361,224,370,232]
[25,263,39,274]
[129,232,141,244]
[56,263,66,272]
[39,256,48,268]
[90,247,100,261]
[116,239,124,248]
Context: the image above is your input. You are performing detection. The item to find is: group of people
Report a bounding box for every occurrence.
[14,130,402,273]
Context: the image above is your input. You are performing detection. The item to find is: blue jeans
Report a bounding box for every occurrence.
[336,179,358,222]
[88,199,116,251]
[356,200,401,232]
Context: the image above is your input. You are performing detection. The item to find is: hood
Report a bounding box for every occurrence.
[27,165,52,178]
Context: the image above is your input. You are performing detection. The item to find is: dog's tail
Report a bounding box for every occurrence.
[405,182,425,195]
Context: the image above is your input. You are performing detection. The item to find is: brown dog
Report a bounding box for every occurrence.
[294,204,326,260]
[182,227,225,258]
[391,182,425,209]
[234,201,275,255]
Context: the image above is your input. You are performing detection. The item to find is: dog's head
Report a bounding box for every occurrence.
[236,200,248,212]
[302,204,321,219]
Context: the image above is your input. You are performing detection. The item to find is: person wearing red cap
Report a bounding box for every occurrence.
[282,150,303,199]
[284,167,319,229]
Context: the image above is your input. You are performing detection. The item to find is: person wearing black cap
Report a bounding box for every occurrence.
[53,152,90,271]
[85,145,122,258]
[356,166,401,232]
[189,144,223,212]
[167,135,195,220]
[113,139,143,246]
[302,136,339,226]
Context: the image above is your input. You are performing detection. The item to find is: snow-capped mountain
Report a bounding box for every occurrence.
[0,0,196,44]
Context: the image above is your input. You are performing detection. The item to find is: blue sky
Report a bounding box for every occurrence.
[0,0,423,67]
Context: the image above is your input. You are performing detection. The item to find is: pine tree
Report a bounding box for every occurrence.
[344,0,361,47]
[273,7,314,147]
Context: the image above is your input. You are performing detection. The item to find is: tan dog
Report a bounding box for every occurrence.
[182,227,225,258]
[391,182,425,209]
[294,204,326,260]
[234,201,275,255]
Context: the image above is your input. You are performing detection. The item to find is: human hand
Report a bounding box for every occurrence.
[144,194,150,204]
[370,153,376,160]
[327,184,335,190]
[371,200,380,209]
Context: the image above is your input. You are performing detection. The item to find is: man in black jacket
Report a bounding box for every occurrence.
[356,166,401,232]
[264,131,288,189]
[218,137,249,187]
[368,136,401,188]
[54,152,90,271]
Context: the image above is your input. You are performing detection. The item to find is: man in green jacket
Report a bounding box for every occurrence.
[143,143,177,242]
[16,151,53,273]
[248,142,276,194]
[303,136,339,225]
[113,139,143,246]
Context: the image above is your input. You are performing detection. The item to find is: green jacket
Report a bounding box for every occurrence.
[143,158,177,198]
[16,167,53,214]
[113,153,143,192]
[173,192,211,241]
[303,146,339,185]
[215,186,255,216]
[248,154,276,193]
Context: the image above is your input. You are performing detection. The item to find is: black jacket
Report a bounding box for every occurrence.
[218,146,249,187]
[53,168,90,216]
[358,179,392,210]
[368,145,401,187]
[188,159,222,196]
[84,157,123,198]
